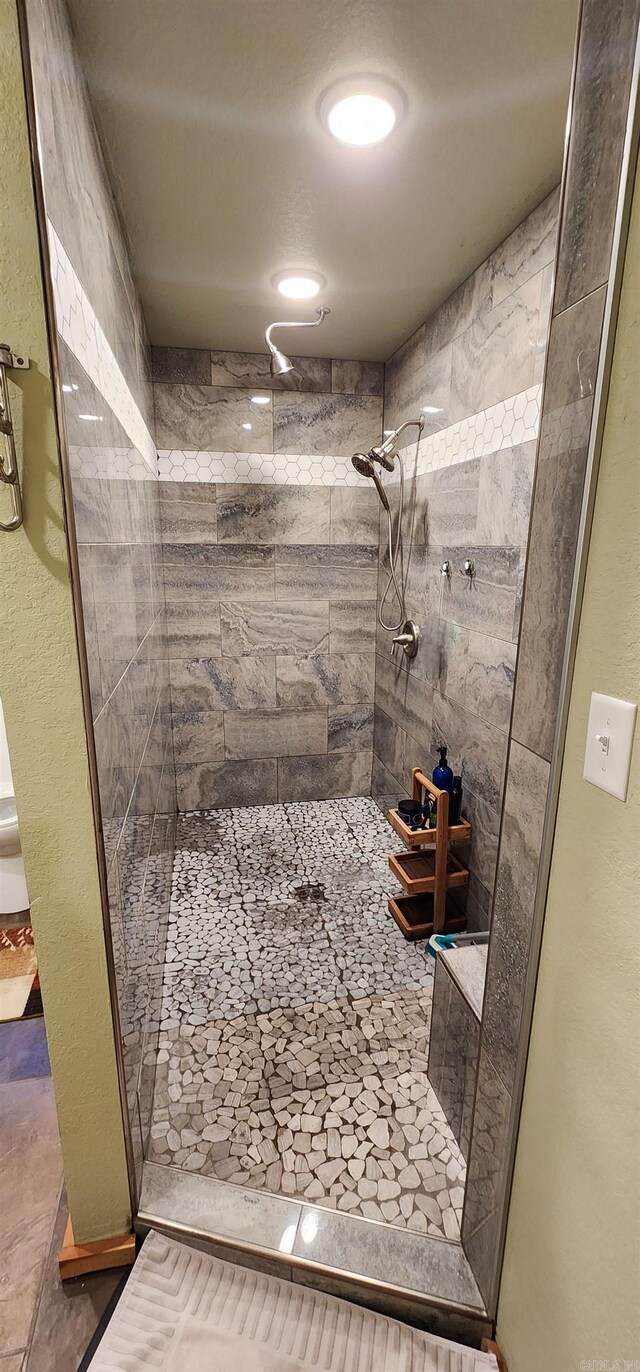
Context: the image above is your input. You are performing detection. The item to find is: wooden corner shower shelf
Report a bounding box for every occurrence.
[387,767,471,940]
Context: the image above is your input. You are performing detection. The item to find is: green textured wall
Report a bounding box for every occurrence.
[0,0,131,1242]
[497,155,640,1369]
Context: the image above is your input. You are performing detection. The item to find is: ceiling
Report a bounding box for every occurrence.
[66,0,579,360]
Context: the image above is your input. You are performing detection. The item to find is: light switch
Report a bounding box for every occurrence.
[583,692,637,800]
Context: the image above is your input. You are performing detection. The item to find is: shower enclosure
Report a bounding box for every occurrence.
[20,0,636,1336]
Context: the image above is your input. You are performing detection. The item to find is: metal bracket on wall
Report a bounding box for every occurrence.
[0,344,29,532]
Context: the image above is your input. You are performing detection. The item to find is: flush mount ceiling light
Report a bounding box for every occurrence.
[272,270,325,301]
[319,76,406,147]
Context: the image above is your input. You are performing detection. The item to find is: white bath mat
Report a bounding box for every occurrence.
[88,1230,497,1371]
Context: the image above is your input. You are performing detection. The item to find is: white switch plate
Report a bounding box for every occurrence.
[583,692,637,800]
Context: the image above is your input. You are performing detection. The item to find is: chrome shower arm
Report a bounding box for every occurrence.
[265,307,330,351]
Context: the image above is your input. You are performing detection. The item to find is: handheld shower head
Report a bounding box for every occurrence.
[350,452,390,511]
[265,307,330,379]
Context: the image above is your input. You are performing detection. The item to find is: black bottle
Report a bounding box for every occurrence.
[449,775,463,824]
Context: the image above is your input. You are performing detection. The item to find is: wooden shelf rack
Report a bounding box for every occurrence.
[387,767,470,940]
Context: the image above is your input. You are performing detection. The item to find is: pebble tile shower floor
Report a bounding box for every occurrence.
[149,797,466,1240]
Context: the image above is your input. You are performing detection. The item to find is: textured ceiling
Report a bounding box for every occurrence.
[65,0,578,359]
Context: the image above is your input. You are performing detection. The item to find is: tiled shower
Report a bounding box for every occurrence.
[20,0,638,1327]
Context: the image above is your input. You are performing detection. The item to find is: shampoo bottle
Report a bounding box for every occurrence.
[432,745,453,793]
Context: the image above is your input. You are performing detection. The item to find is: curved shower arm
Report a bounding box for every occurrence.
[265,307,330,351]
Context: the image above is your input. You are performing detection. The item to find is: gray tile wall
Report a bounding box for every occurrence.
[160,482,379,809]
[373,193,559,930]
[153,351,383,809]
[26,0,176,1188]
[461,0,640,1312]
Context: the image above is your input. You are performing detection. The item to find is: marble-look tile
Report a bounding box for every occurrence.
[22,1188,125,1372]
[462,873,493,938]
[426,958,451,1100]
[224,708,328,761]
[210,350,331,392]
[220,600,329,657]
[163,550,275,602]
[481,741,549,1090]
[331,359,384,396]
[273,393,383,458]
[139,1160,302,1253]
[461,1054,512,1311]
[534,261,555,385]
[175,758,278,811]
[159,481,217,542]
[328,705,374,753]
[0,1356,23,1369]
[154,384,273,453]
[216,484,330,545]
[512,288,605,760]
[441,546,520,641]
[0,1020,50,1083]
[490,188,559,308]
[425,258,494,354]
[475,441,536,548]
[457,787,500,895]
[374,653,433,755]
[432,694,507,815]
[292,1207,482,1311]
[275,563,378,603]
[373,705,407,787]
[171,710,225,764]
[329,601,377,654]
[330,487,380,546]
[0,1078,63,1354]
[277,751,371,802]
[165,602,222,657]
[435,622,469,706]
[169,656,276,712]
[275,544,377,569]
[450,273,542,423]
[554,0,639,312]
[152,346,211,383]
[275,653,374,708]
[464,633,517,733]
[441,946,487,1023]
[424,486,479,546]
[384,343,453,439]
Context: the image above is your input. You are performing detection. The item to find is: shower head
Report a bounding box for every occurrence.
[265,307,330,379]
[351,452,390,511]
[351,452,375,479]
[269,346,294,378]
[370,416,426,470]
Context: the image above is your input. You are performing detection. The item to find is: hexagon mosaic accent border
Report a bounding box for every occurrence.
[158,385,542,486]
[47,218,157,473]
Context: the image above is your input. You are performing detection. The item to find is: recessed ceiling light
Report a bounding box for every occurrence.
[319,76,406,147]
[251,394,271,405]
[272,270,325,301]
[422,405,443,415]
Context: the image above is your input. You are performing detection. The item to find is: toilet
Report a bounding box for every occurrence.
[0,699,29,917]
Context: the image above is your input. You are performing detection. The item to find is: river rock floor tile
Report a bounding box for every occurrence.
[152,797,465,1239]
[161,797,433,1024]
[149,990,465,1239]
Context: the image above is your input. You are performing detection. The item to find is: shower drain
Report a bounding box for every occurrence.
[292,881,326,903]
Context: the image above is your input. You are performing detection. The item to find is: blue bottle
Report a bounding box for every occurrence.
[433,745,453,793]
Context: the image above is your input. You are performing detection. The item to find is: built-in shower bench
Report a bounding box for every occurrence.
[427,943,488,1161]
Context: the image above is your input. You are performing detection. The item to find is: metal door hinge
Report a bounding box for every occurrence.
[0,344,29,532]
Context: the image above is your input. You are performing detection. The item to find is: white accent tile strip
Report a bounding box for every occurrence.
[157,451,371,486]
[47,220,157,474]
[68,444,155,482]
[158,385,543,486]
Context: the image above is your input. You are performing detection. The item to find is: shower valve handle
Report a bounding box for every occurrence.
[392,632,413,647]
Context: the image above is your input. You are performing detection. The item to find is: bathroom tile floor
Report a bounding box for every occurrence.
[150,797,466,1240]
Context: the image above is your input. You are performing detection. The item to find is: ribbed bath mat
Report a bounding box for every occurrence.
[88,1230,497,1371]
